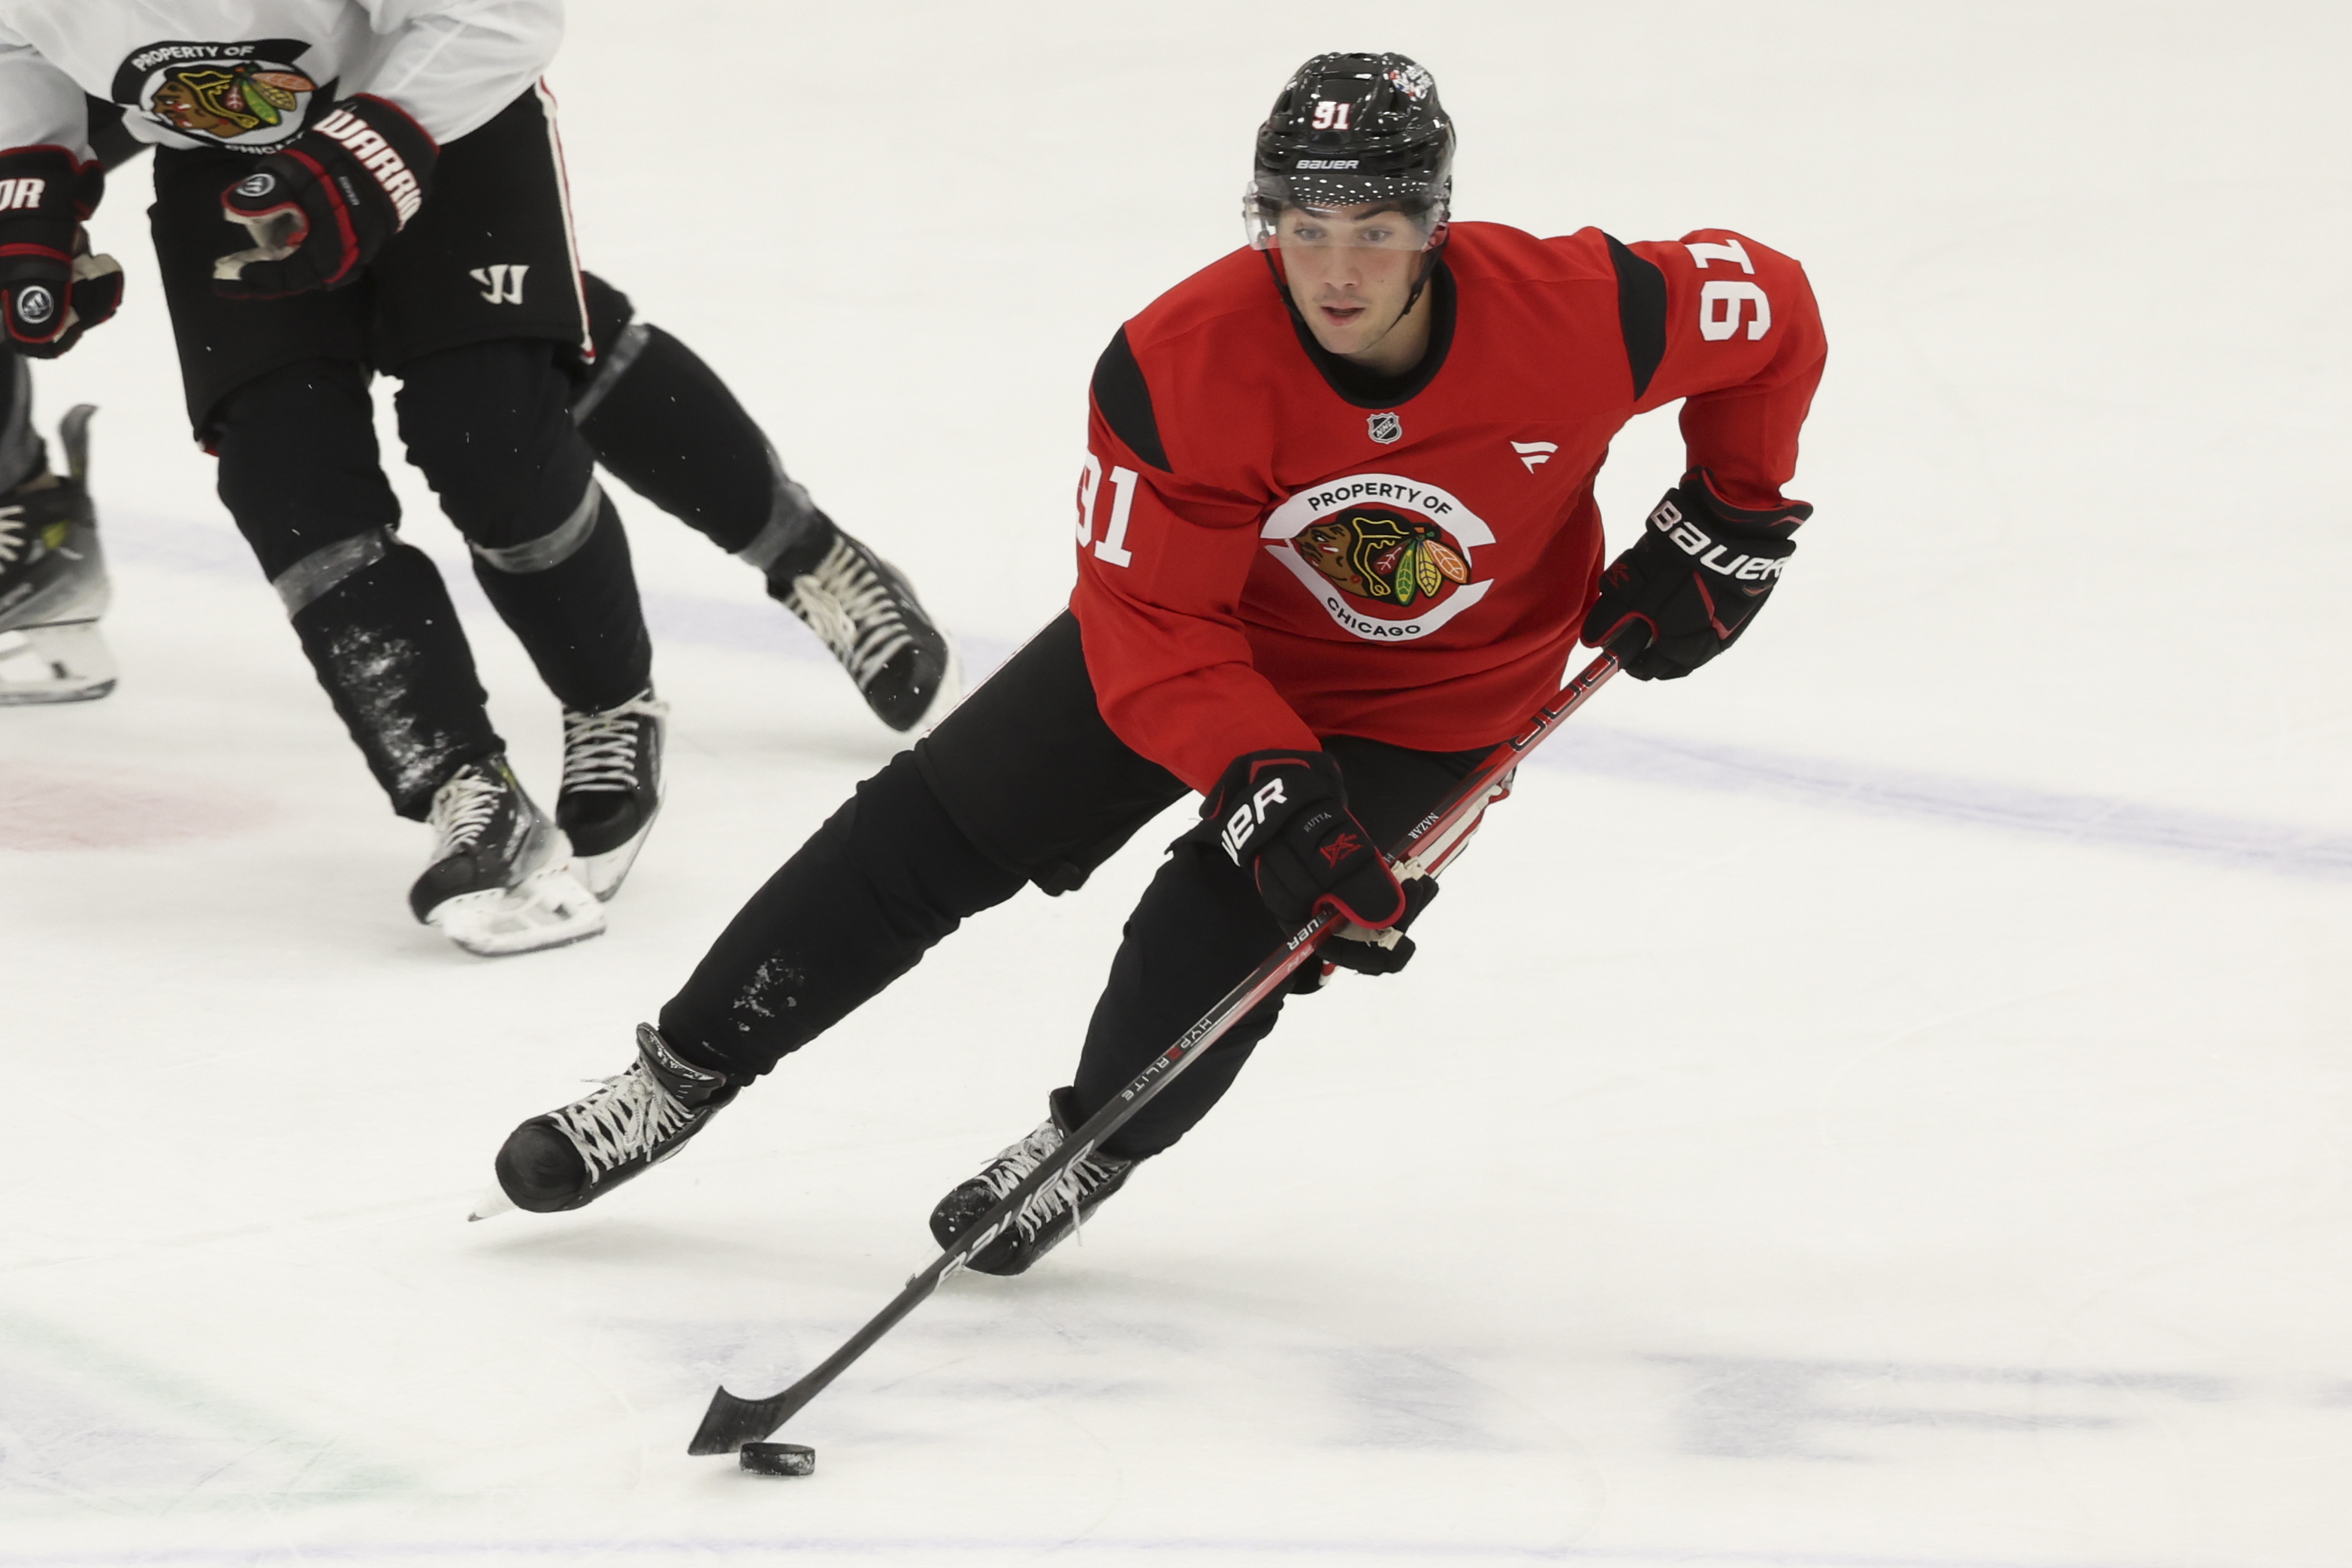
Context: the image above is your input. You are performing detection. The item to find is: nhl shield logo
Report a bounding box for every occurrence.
[1367,411,1402,445]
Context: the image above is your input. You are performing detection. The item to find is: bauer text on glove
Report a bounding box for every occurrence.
[1193,749,1410,937]
[1580,470,1809,681]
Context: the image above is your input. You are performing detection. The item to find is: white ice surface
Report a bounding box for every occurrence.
[6,2,2352,1564]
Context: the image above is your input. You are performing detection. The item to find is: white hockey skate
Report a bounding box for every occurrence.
[0,405,116,706]
[410,756,604,956]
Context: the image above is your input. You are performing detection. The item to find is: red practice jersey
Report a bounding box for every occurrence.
[1068,220,1827,794]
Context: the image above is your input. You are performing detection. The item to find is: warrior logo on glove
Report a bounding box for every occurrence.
[212,93,437,297]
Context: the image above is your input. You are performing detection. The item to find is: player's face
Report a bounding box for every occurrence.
[1272,204,1434,362]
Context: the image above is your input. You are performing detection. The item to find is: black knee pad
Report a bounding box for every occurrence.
[212,359,401,581]
[393,340,596,551]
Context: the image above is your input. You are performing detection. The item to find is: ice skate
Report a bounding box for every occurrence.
[0,404,115,706]
[410,755,604,956]
[493,1023,737,1213]
[929,1088,1138,1276]
[773,527,960,733]
[558,688,667,899]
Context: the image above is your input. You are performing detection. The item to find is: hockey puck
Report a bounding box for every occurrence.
[739,1441,815,1476]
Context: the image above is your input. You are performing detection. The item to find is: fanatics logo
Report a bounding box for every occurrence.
[1367,412,1401,445]
[1511,440,1557,472]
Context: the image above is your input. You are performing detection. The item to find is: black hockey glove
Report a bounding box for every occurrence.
[0,147,123,358]
[1581,470,1810,680]
[213,95,435,298]
[1194,749,1425,975]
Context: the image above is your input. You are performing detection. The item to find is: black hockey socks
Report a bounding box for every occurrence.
[658,751,1028,1079]
[213,358,502,816]
[465,485,653,711]
[569,277,833,573]
[288,540,501,818]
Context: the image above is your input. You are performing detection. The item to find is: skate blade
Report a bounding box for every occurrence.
[467,1186,517,1222]
[428,862,606,957]
[573,808,661,902]
[0,621,118,705]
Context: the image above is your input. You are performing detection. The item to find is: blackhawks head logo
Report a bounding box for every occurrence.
[1298,510,1471,609]
[113,40,324,150]
[1261,473,1496,642]
[152,65,317,138]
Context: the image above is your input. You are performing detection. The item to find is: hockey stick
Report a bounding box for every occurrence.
[688,648,1622,1456]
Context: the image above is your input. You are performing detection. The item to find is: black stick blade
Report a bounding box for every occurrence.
[690,1385,801,1455]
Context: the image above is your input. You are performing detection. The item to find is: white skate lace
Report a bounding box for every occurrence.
[427,766,506,855]
[979,1118,1126,1243]
[787,539,915,690]
[0,508,25,566]
[555,1062,692,1182]
[561,693,665,794]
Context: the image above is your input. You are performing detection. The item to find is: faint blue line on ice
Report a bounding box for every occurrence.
[107,509,2350,883]
[1533,725,2352,881]
[0,1536,2193,1568]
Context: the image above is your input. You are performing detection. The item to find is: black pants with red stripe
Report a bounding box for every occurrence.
[658,612,1484,1159]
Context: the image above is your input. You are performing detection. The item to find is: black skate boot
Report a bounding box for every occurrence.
[494,1023,737,1213]
[0,404,114,705]
[929,1088,1139,1276]
[557,688,667,900]
[410,755,604,956]
[769,522,960,733]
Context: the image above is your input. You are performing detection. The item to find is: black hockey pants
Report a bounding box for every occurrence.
[659,612,1486,1159]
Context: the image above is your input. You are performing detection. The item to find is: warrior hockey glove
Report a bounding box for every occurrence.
[1195,749,1422,974]
[0,147,122,358]
[1582,470,1810,680]
[213,96,435,298]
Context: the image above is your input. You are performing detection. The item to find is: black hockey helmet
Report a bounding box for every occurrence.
[1247,52,1453,247]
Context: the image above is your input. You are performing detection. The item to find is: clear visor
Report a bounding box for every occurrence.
[1244,186,1445,252]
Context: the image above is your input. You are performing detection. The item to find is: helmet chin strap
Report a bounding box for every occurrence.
[1381,224,1450,342]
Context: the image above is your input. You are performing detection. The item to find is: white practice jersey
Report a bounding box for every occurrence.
[0,0,561,159]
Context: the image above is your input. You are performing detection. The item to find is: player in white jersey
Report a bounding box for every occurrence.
[0,94,957,727]
[0,5,953,953]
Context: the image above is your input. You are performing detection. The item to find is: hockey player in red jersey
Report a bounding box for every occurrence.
[488,51,1827,1262]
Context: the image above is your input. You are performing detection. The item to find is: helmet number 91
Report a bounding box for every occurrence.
[1311,101,1353,131]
